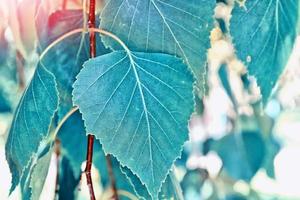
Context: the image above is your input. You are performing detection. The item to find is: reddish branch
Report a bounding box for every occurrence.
[85,1,119,200]
[84,0,96,200]
[88,0,96,58]
[16,50,25,90]
[54,139,61,198]
[85,135,96,200]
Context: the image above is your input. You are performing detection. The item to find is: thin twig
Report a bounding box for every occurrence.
[38,28,129,63]
[54,139,61,199]
[51,107,79,141]
[84,134,96,200]
[84,0,96,199]
[105,155,119,200]
[16,50,25,90]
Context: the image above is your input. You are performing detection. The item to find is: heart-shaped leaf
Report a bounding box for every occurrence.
[73,51,194,198]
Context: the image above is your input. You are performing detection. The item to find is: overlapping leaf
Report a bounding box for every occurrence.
[230,0,299,103]
[58,113,138,198]
[122,167,183,200]
[100,0,215,87]
[5,64,58,192]
[73,51,194,198]
[21,145,53,200]
[36,9,109,118]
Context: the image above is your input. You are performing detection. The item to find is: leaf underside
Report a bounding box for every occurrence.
[230,0,299,104]
[73,51,194,198]
[5,64,58,193]
[21,146,53,200]
[100,0,215,88]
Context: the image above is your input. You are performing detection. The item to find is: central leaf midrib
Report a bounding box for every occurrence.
[128,53,155,183]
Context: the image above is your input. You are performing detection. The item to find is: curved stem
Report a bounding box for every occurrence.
[39,28,132,62]
[52,106,79,139]
[39,29,83,60]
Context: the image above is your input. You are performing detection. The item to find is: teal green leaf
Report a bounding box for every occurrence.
[212,131,266,182]
[122,167,151,199]
[21,145,53,200]
[58,156,80,200]
[159,173,183,200]
[5,64,59,193]
[57,111,108,184]
[100,0,215,86]
[0,87,12,112]
[107,157,137,199]
[73,51,194,198]
[37,10,87,118]
[58,114,137,197]
[122,167,183,200]
[37,9,109,118]
[230,0,299,104]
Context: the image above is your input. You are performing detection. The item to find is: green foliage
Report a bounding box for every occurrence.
[211,131,266,182]
[5,64,58,193]
[2,0,299,199]
[73,51,194,197]
[21,146,53,200]
[57,110,111,187]
[58,156,80,200]
[0,87,12,112]
[230,0,299,104]
[99,0,215,88]
[36,9,109,118]
[122,167,183,200]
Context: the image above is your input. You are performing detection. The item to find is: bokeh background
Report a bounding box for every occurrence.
[1,0,300,199]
